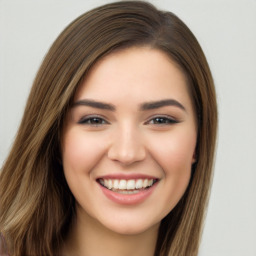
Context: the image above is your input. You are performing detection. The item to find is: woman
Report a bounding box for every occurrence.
[0,1,217,255]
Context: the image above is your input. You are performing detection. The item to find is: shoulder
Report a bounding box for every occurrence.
[0,233,9,256]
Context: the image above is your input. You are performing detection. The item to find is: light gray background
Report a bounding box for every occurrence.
[0,0,256,255]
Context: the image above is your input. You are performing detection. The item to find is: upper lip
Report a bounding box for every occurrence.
[97,173,159,180]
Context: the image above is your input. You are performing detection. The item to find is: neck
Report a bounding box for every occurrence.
[62,209,159,256]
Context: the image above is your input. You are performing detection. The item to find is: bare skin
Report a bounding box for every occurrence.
[62,208,159,256]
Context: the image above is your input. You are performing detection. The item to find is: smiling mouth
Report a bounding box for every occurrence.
[97,178,158,194]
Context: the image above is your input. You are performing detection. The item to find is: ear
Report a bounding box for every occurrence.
[191,150,197,164]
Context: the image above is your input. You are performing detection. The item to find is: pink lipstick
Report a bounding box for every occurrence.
[96,174,159,205]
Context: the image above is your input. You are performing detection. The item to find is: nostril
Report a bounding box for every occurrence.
[107,127,146,165]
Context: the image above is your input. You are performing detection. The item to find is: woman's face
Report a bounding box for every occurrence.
[62,47,197,235]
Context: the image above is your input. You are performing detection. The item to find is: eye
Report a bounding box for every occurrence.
[146,116,179,125]
[78,116,109,126]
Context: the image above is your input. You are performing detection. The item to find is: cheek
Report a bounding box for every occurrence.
[152,130,196,174]
[162,143,192,194]
[61,129,105,175]
[149,130,196,211]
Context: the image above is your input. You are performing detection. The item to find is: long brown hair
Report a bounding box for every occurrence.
[0,1,217,255]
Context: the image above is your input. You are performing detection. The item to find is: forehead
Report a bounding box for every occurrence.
[75,47,192,108]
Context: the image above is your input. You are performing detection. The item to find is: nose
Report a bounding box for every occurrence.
[107,124,146,165]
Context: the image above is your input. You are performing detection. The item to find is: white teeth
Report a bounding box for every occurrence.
[104,179,108,187]
[135,179,143,189]
[119,180,126,189]
[143,179,149,188]
[127,180,136,190]
[99,178,156,191]
[108,179,113,189]
[118,190,140,194]
[113,179,119,189]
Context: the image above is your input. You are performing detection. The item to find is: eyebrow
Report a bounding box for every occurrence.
[72,99,116,111]
[140,99,186,111]
[72,98,186,112]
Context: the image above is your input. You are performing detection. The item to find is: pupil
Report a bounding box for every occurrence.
[92,118,100,123]
[156,118,165,123]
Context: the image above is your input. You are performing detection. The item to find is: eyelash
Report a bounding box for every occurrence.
[78,115,178,126]
[78,116,109,126]
[145,116,179,125]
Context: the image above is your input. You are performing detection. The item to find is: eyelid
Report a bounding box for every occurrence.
[77,114,110,125]
[144,115,180,125]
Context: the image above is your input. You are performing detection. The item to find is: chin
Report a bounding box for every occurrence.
[101,217,160,236]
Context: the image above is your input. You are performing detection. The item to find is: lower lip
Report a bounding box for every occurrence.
[99,183,157,205]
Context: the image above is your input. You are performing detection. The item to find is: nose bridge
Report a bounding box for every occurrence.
[107,122,146,165]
